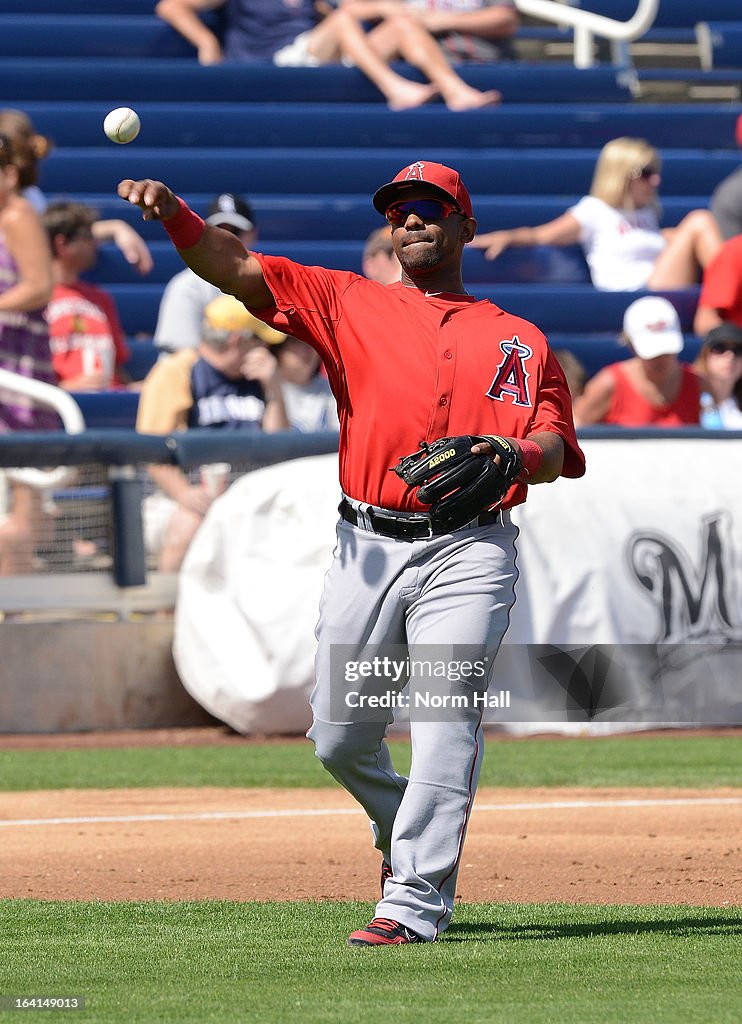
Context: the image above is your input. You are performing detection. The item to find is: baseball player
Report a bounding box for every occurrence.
[119,161,585,946]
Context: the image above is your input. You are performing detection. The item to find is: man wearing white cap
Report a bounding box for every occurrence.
[573,295,701,427]
[153,193,259,353]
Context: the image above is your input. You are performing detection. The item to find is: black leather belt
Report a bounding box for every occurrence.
[339,498,499,541]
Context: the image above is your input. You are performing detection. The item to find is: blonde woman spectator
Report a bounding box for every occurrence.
[694,323,742,429]
[472,137,723,292]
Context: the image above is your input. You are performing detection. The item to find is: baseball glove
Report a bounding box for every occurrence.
[392,435,523,533]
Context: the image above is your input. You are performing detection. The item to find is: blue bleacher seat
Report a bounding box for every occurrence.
[67,193,716,244]
[41,148,739,197]
[89,240,592,286]
[123,341,159,382]
[19,102,741,151]
[108,282,700,337]
[697,22,742,69]
[10,1,156,11]
[71,391,141,430]
[0,15,194,58]
[574,0,741,26]
[1,59,631,105]
[549,333,704,379]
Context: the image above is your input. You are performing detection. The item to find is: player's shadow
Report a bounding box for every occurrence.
[443,914,742,943]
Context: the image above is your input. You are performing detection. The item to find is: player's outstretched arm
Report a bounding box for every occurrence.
[117,178,274,308]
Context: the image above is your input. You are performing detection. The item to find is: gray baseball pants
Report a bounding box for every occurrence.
[307,512,519,940]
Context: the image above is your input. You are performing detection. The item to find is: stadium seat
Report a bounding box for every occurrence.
[697,22,742,69]
[90,241,591,285]
[123,341,159,382]
[549,333,703,379]
[578,0,740,26]
[0,15,194,58]
[41,148,739,197]
[70,390,141,430]
[21,101,740,151]
[2,59,632,105]
[71,193,716,243]
[108,284,700,337]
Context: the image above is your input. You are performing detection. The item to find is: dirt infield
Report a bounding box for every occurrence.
[2,785,740,905]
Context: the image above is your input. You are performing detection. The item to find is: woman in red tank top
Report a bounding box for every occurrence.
[573,296,701,427]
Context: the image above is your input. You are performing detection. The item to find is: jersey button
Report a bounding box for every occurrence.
[443,350,452,359]
[440,396,448,406]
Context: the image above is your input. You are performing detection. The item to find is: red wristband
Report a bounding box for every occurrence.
[517,439,543,479]
[162,196,206,250]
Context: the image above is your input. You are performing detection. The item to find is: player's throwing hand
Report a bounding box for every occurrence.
[117,179,179,221]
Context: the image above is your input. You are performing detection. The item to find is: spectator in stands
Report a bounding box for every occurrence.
[43,201,132,392]
[362,225,401,284]
[694,322,742,430]
[472,137,723,292]
[0,134,56,429]
[155,0,500,110]
[693,232,742,337]
[342,0,519,64]
[0,132,57,574]
[137,294,290,571]
[553,348,586,401]
[154,192,258,353]
[710,113,742,241]
[273,336,340,431]
[572,296,700,428]
[0,108,154,276]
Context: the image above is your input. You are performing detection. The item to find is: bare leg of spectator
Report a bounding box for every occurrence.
[648,210,724,289]
[0,482,41,575]
[158,506,203,573]
[368,14,501,110]
[309,10,440,110]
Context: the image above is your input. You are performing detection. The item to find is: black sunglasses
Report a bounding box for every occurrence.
[385,199,462,226]
[708,342,742,356]
[630,165,660,180]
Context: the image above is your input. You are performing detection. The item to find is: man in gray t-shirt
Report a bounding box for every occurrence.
[153,192,258,352]
[710,114,742,241]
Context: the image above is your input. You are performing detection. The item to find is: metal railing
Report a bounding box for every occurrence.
[514,0,659,68]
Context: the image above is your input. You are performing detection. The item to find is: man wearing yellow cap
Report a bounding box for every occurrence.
[136,294,290,571]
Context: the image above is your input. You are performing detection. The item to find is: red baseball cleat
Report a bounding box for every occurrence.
[347,917,424,947]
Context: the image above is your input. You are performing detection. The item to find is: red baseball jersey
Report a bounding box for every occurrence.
[251,254,585,511]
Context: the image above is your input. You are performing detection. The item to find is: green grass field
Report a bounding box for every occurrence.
[2,901,740,1024]
[2,734,740,1022]
[1,733,741,791]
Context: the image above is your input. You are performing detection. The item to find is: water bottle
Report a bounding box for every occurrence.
[700,392,724,430]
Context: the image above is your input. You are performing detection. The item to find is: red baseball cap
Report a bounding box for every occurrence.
[737,113,742,147]
[373,160,474,219]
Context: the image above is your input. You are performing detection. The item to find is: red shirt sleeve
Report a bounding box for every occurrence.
[529,348,586,478]
[698,240,742,315]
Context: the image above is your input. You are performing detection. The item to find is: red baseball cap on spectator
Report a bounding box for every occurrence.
[373,161,474,219]
[736,113,742,147]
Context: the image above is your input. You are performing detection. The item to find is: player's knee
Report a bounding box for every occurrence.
[308,720,375,772]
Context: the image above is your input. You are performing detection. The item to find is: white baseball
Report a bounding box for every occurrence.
[103,107,141,145]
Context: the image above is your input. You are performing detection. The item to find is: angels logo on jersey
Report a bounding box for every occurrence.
[486,336,533,407]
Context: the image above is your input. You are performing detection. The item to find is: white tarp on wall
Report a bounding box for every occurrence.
[174,440,742,734]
